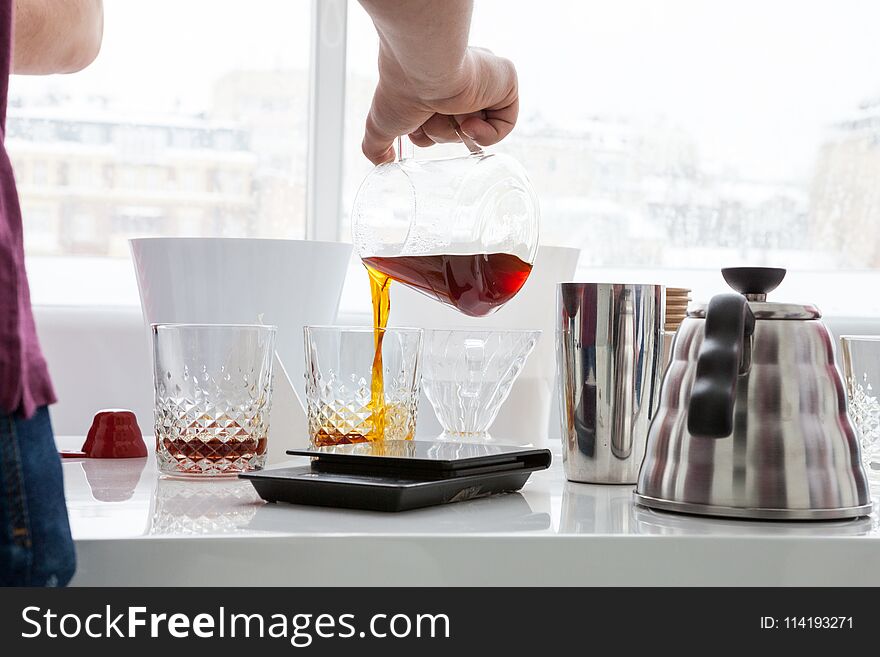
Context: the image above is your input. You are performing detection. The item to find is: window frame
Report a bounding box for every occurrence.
[306,0,348,243]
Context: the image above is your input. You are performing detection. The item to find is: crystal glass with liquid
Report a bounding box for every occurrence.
[152,323,276,477]
[303,326,423,446]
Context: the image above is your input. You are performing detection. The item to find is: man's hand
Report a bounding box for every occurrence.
[359,1,518,165]
[13,0,104,74]
[363,46,518,164]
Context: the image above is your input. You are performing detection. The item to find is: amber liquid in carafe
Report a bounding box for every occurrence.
[362,252,533,318]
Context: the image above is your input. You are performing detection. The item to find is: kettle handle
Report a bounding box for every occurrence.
[687,293,756,438]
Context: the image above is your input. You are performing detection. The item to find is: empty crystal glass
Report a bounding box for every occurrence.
[422,329,541,441]
[152,324,276,477]
[840,335,880,482]
[303,326,423,446]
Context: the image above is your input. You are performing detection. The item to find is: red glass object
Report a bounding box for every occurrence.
[79,409,147,458]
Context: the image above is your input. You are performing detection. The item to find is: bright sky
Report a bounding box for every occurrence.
[9,0,312,113]
[11,0,880,184]
[354,0,880,182]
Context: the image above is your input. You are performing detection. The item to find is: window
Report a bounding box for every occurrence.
[341,0,880,315]
[7,0,311,303]
[7,0,880,315]
[21,205,58,254]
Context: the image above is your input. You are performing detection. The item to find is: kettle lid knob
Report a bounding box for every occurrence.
[721,267,786,301]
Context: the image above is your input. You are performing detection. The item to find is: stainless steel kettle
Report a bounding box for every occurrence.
[635,267,872,520]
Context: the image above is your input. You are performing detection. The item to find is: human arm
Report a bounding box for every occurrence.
[12,0,104,74]
[358,0,518,164]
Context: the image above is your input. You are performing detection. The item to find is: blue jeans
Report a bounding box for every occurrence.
[0,406,75,586]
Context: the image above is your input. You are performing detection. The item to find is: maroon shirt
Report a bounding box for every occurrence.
[0,0,57,418]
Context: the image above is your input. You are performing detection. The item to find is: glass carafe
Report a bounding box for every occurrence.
[351,134,539,317]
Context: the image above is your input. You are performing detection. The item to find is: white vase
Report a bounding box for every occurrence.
[130,237,351,415]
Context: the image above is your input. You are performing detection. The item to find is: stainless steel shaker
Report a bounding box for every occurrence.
[556,283,665,483]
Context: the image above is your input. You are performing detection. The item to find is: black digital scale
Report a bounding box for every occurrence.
[240,441,552,512]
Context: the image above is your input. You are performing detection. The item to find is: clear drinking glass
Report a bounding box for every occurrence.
[841,335,880,481]
[303,326,423,446]
[422,329,541,442]
[152,324,276,477]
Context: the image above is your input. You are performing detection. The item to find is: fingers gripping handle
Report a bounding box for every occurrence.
[687,294,756,438]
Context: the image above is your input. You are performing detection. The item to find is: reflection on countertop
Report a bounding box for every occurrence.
[80,457,148,502]
[558,481,637,535]
[149,478,264,535]
[59,436,879,542]
[247,490,551,535]
[558,480,877,537]
[631,505,876,536]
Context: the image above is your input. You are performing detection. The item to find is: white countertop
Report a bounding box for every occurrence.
[60,436,880,586]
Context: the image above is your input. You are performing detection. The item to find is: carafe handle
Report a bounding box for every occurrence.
[687,293,755,438]
[447,116,484,155]
[394,117,483,162]
[395,135,415,162]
